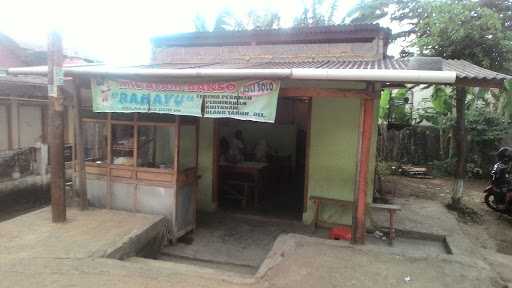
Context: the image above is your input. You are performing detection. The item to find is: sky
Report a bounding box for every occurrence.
[0,0,404,66]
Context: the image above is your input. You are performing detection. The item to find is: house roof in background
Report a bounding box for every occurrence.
[151,24,391,48]
[0,75,47,97]
[0,75,47,86]
[0,32,99,67]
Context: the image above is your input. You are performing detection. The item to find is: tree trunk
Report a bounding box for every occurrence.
[451,87,466,207]
[448,129,455,160]
[439,128,445,160]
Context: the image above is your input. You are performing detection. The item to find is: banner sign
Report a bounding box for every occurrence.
[91,78,280,122]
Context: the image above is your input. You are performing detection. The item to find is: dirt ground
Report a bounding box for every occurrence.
[381,175,512,256]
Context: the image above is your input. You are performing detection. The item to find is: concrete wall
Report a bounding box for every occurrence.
[1,100,44,150]
[0,143,49,197]
[0,99,73,152]
[152,39,384,64]
[18,105,43,147]
[0,104,8,150]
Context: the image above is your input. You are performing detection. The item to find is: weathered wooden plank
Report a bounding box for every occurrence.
[279,88,370,98]
[370,203,401,211]
[48,32,66,222]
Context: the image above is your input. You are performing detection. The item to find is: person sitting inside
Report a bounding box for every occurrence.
[490,147,512,210]
[224,130,246,164]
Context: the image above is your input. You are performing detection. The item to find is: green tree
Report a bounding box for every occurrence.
[379,88,412,125]
[194,0,341,32]
[212,9,240,31]
[479,0,512,30]
[415,1,512,72]
[293,0,340,27]
[347,1,512,68]
[347,0,512,72]
[345,0,393,24]
[193,14,208,32]
[248,10,281,30]
[195,9,281,32]
[416,85,454,160]
[416,84,512,173]
[349,0,512,206]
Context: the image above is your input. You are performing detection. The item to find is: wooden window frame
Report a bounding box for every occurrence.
[81,112,198,183]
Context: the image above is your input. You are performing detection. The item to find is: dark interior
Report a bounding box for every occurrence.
[217,97,310,220]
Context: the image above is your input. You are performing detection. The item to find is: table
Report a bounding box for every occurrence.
[219,161,268,208]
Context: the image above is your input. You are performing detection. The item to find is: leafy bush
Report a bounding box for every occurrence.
[431,159,456,177]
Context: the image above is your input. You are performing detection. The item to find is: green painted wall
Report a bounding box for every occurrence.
[303,97,361,226]
[197,118,216,211]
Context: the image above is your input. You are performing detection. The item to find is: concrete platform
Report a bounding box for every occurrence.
[0,207,166,260]
[0,204,506,288]
[370,198,477,258]
[160,212,328,270]
[159,210,450,275]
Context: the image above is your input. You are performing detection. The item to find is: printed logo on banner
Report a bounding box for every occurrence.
[91,78,280,123]
[240,80,277,97]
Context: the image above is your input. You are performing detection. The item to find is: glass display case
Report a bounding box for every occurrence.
[80,111,198,242]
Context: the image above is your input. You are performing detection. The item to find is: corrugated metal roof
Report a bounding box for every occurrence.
[443,59,511,80]
[149,58,511,81]
[0,75,47,85]
[0,75,47,97]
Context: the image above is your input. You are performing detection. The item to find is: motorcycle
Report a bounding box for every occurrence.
[483,185,512,216]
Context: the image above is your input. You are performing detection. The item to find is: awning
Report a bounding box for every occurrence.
[5,57,511,87]
[7,65,456,85]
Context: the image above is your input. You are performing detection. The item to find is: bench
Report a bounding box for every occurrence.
[310,196,353,230]
[369,203,401,246]
[310,196,401,245]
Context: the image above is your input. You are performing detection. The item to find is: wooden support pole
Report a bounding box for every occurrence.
[212,119,219,206]
[175,116,181,179]
[451,87,466,207]
[73,79,88,210]
[48,32,66,222]
[352,97,376,244]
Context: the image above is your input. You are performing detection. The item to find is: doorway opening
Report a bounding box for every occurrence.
[214,97,311,221]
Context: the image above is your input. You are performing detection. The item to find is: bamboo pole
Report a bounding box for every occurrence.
[48,32,66,222]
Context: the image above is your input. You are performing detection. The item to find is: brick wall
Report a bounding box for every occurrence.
[152,38,386,64]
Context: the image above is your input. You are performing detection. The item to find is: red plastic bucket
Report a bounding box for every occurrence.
[329,226,352,241]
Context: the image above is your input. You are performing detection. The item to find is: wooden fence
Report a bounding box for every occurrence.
[378,125,441,165]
